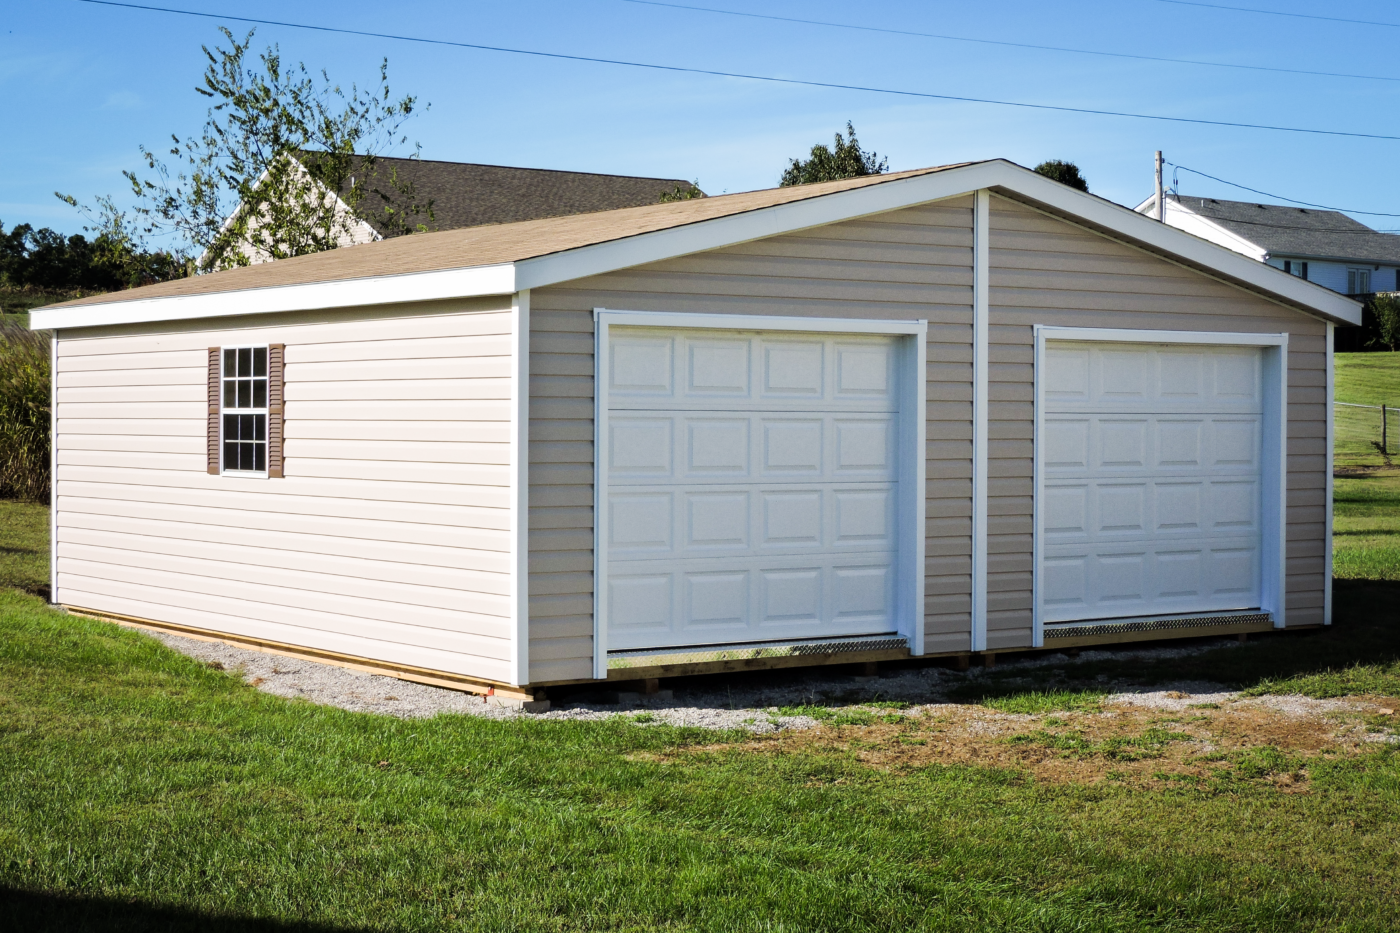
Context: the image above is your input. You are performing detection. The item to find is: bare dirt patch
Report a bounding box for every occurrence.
[680,694,1400,788]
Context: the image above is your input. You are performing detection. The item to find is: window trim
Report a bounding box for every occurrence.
[219,344,271,479]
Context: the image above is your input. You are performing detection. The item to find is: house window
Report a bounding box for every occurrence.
[1347,268,1371,294]
[222,346,268,473]
[1283,260,1308,280]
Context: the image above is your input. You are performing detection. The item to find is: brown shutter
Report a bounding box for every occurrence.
[267,343,286,478]
[207,348,221,474]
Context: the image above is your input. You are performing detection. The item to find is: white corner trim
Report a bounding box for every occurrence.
[592,313,613,680]
[1031,326,1046,648]
[48,331,57,603]
[1325,322,1334,625]
[509,289,532,685]
[29,263,517,331]
[590,308,929,674]
[971,190,990,654]
[1033,326,1289,633]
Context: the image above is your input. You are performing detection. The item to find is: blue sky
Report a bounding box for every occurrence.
[5,0,1400,244]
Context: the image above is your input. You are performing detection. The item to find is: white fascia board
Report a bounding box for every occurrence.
[30,262,516,331]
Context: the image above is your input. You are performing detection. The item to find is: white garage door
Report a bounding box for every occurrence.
[1039,341,1264,624]
[603,327,905,651]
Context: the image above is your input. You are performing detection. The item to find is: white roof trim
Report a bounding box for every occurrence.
[31,160,1361,331]
[32,263,516,330]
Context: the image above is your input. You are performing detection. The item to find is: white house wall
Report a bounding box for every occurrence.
[51,297,518,683]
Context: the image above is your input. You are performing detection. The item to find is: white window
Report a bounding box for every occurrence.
[1283,260,1308,280]
[222,346,269,473]
[1347,268,1371,294]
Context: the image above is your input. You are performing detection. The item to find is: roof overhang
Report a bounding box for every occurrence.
[31,160,1362,331]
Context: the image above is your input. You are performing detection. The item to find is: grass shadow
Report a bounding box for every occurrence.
[0,888,376,933]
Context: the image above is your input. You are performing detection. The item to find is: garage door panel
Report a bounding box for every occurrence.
[1048,344,1263,414]
[609,483,896,561]
[608,327,900,412]
[607,552,899,649]
[606,326,906,650]
[1042,415,1263,478]
[1043,478,1259,544]
[609,411,897,485]
[1041,341,1265,625]
[1042,539,1261,622]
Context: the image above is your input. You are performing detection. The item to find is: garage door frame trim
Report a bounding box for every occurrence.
[592,309,929,679]
[1031,325,1289,648]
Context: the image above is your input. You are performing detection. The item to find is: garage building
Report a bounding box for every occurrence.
[31,160,1360,700]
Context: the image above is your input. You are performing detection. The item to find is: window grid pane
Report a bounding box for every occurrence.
[221,346,270,473]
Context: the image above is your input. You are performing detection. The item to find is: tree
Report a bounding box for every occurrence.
[1033,160,1089,192]
[780,122,888,187]
[60,28,432,274]
[1367,294,1400,351]
[658,181,705,203]
[1,219,185,294]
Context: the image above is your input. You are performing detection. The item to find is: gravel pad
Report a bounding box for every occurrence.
[146,628,1293,733]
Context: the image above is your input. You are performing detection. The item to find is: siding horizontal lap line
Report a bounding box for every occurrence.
[57,514,513,582]
[57,586,514,675]
[57,564,514,649]
[57,538,511,620]
[57,481,511,529]
[57,497,511,550]
[285,458,510,487]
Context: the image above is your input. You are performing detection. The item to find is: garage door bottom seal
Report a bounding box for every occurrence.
[608,634,907,670]
[1044,612,1272,639]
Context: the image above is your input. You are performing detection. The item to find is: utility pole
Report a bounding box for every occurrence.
[1155,151,1165,222]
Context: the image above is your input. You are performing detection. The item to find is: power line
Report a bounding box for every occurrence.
[76,0,1400,143]
[1152,0,1400,28]
[1168,164,1400,217]
[624,0,1400,84]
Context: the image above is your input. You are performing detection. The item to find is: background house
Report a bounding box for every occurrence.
[225,154,703,265]
[1134,193,1400,296]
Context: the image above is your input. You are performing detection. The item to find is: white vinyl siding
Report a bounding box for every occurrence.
[52,297,517,682]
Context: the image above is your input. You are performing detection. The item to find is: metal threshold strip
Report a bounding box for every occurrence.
[607,634,908,669]
[1044,611,1272,639]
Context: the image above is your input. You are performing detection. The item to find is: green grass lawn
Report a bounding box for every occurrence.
[0,587,1399,932]
[1,358,1398,929]
[1333,353,1400,580]
[0,499,48,598]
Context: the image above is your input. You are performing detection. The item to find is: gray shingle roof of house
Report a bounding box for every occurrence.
[1170,193,1400,264]
[323,155,701,235]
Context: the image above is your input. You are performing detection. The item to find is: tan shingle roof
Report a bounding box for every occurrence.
[50,164,970,309]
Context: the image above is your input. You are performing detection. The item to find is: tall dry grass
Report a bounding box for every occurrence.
[0,319,51,503]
